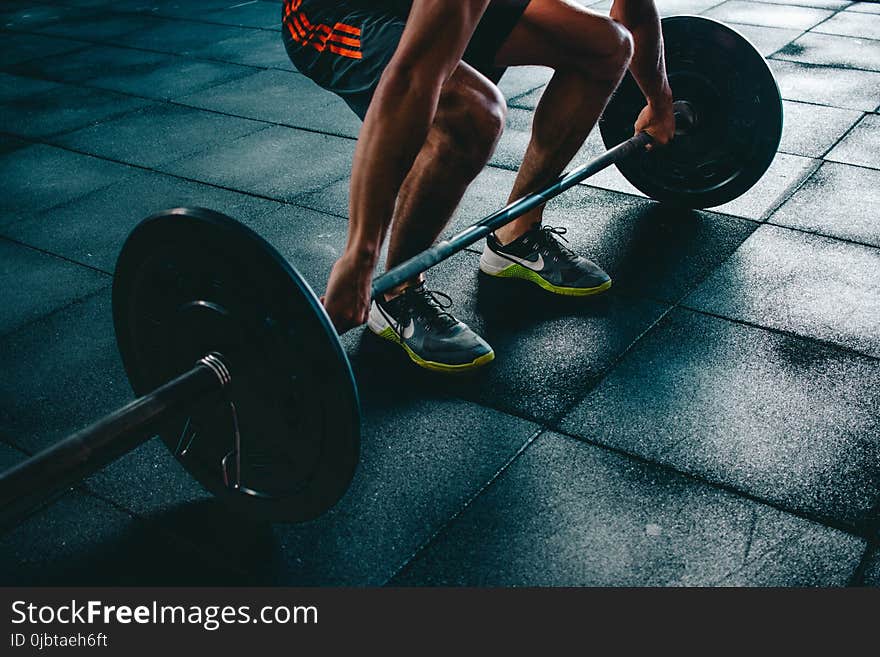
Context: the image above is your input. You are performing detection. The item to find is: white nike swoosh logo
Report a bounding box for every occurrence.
[378,305,415,339]
[399,319,415,339]
[499,251,544,271]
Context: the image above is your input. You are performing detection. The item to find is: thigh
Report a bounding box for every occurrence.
[493,0,622,68]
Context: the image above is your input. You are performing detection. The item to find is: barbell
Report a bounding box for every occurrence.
[0,16,782,527]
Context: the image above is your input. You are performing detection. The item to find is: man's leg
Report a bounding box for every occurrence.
[491,0,633,244]
[364,62,504,372]
[383,62,506,296]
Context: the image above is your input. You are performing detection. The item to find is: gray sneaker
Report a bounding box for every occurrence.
[367,284,494,372]
[479,225,612,296]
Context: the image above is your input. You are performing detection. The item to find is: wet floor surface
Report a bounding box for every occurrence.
[1,0,878,586]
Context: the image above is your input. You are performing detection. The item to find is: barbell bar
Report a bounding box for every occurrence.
[0,16,783,528]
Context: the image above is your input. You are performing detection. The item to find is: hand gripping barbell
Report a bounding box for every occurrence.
[0,17,782,527]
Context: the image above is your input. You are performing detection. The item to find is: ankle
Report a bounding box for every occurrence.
[494,220,541,246]
[383,276,425,302]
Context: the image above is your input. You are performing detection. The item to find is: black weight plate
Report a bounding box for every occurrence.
[600,16,783,208]
[112,208,359,522]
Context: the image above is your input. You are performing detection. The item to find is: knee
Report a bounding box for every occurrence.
[562,16,633,82]
[606,20,634,73]
[435,83,506,171]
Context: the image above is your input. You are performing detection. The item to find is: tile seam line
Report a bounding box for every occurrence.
[80,487,256,579]
[0,26,288,77]
[768,56,880,75]
[716,1,849,36]
[0,233,114,277]
[1,125,361,217]
[809,29,880,43]
[1,9,286,40]
[813,111,873,161]
[381,426,545,586]
[713,205,880,251]
[677,304,880,363]
[0,63,362,143]
[545,427,871,541]
[847,541,878,586]
[754,157,823,223]
[0,287,112,364]
[542,303,679,426]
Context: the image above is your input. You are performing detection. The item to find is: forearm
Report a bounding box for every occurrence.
[611,1,671,105]
[345,72,439,267]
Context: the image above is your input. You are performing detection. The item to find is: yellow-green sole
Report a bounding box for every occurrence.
[375,327,495,373]
[483,263,612,297]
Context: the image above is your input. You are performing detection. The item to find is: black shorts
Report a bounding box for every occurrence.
[281,0,530,120]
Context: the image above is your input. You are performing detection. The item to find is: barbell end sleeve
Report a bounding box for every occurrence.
[0,358,230,530]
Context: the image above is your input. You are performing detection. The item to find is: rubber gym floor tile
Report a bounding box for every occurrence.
[774,33,880,72]
[83,437,214,523]
[846,1,880,13]
[711,153,819,221]
[350,250,670,425]
[393,433,864,586]
[0,440,26,471]
[0,491,249,585]
[11,44,173,85]
[0,83,151,139]
[0,134,29,155]
[165,125,355,202]
[202,0,282,30]
[684,225,880,357]
[860,549,880,586]
[0,3,94,32]
[54,104,267,168]
[0,33,88,69]
[770,162,880,247]
[3,169,281,272]
[778,100,862,158]
[113,19,249,56]
[0,143,136,227]
[0,239,109,338]
[539,185,758,303]
[746,0,851,8]
[704,1,833,31]
[561,308,880,527]
[0,72,60,102]
[233,203,350,286]
[34,11,162,42]
[497,66,553,103]
[725,23,802,57]
[813,10,880,40]
[174,69,362,138]
[768,60,880,111]
[589,0,725,12]
[262,396,538,585]
[90,55,257,101]
[0,290,133,457]
[825,113,880,170]
[110,0,242,20]
[188,26,296,70]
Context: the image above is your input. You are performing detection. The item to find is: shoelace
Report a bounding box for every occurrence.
[531,225,579,262]
[397,286,458,334]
